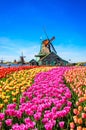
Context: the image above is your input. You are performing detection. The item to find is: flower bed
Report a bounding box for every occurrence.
[0,66,38,79]
[0,66,86,130]
[0,67,73,130]
[64,66,86,130]
[0,66,52,113]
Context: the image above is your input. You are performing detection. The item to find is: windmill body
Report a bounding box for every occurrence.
[0,59,4,64]
[35,36,56,59]
[19,52,26,64]
[39,39,51,55]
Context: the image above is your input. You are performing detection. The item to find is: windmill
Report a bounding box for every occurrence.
[35,29,57,60]
[19,52,26,64]
[35,29,69,66]
[0,58,4,64]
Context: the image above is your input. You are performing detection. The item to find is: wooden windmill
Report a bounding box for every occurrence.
[35,29,68,66]
[0,58,4,64]
[20,52,26,64]
[35,30,57,60]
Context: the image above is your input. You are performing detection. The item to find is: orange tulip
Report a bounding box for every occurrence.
[73,116,78,123]
[82,128,86,130]
[78,118,83,124]
[78,105,83,112]
[77,126,82,130]
[76,101,80,106]
[84,107,86,112]
[70,122,75,129]
[82,113,86,119]
[73,109,78,115]
[79,98,83,103]
[73,109,80,115]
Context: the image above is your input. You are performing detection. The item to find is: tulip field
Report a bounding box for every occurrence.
[0,66,86,130]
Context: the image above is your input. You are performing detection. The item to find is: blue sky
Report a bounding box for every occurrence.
[0,0,86,63]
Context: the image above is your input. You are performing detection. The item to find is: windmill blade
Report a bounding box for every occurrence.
[50,36,55,42]
[50,42,57,54]
[43,27,49,39]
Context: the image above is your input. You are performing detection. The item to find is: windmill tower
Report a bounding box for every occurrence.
[35,36,57,60]
[20,52,26,64]
[0,58,4,64]
[40,36,57,55]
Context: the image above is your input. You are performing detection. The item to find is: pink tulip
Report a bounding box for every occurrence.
[7,103,16,109]
[15,110,22,119]
[0,122,2,129]
[59,121,65,128]
[44,123,53,130]
[34,112,42,121]
[0,113,5,121]
[12,123,20,130]
[5,119,12,126]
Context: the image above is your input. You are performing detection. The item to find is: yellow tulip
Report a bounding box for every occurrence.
[0,104,4,110]
[6,89,10,93]
[6,95,10,99]
[4,99,8,104]
[1,95,6,100]
[12,98,16,102]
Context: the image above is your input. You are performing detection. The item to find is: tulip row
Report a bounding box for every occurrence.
[0,67,72,130]
[0,66,38,79]
[0,66,53,112]
[64,66,86,130]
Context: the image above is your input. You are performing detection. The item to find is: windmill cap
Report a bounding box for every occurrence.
[43,40,49,46]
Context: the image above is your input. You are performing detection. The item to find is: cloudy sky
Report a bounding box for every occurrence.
[0,0,86,63]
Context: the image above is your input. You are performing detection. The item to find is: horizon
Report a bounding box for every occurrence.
[0,0,86,63]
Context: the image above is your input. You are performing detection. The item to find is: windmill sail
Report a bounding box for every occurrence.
[50,42,57,54]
